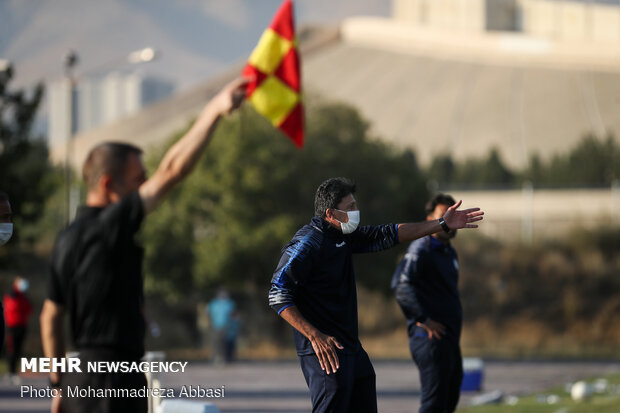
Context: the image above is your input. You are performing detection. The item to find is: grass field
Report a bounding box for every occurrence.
[461,374,620,413]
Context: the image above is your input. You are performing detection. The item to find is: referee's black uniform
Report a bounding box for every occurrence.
[49,191,147,413]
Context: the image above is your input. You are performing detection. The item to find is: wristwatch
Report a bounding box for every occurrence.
[438,217,450,233]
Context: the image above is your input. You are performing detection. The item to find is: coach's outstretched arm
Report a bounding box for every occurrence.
[397,200,483,242]
[139,76,250,214]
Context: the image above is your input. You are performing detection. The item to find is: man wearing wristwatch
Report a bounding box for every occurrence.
[391,193,464,413]
[269,180,482,413]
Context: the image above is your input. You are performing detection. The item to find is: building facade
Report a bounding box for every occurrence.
[393,0,620,43]
[48,72,174,148]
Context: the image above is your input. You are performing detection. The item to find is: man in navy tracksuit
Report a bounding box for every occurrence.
[269,179,483,413]
[392,194,463,413]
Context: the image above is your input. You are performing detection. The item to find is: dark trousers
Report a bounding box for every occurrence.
[299,349,377,413]
[60,349,148,413]
[225,337,236,363]
[5,326,27,374]
[410,331,463,413]
[211,328,227,363]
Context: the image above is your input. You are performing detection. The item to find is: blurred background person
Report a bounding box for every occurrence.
[3,276,32,384]
[225,310,241,363]
[0,191,13,358]
[207,288,237,365]
[391,194,463,413]
[39,76,249,413]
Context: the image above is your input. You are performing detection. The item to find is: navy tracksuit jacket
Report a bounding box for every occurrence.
[269,216,400,355]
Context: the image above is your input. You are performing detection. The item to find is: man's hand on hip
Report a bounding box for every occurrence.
[417,319,446,340]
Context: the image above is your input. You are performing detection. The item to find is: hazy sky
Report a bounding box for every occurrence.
[1,0,390,90]
[3,0,618,90]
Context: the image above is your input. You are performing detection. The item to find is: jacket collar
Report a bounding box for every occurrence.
[310,216,342,237]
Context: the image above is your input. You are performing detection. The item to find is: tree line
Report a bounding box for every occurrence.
[428,134,619,190]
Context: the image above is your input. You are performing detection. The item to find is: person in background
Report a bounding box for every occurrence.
[0,191,14,357]
[40,76,249,413]
[225,310,241,363]
[391,193,464,413]
[4,276,32,384]
[207,289,236,365]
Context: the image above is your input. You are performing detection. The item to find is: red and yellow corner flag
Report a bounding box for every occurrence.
[242,0,304,148]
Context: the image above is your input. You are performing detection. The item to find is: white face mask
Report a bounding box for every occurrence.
[337,210,360,234]
[0,223,13,246]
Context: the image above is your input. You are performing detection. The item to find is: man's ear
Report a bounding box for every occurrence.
[100,174,112,192]
[324,209,343,229]
[100,174,121,203]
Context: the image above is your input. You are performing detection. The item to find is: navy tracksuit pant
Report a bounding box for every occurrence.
[299,349,377,413]
[410,327,463,413]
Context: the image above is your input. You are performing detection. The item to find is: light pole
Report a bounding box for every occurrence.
[0,59,11,158]
[0,59,10,74]
[62,47,158,224]
[64,50,78,226]
[127,47,158,65]
[86,47,158,76]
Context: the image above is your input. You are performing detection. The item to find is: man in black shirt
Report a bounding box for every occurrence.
[40,76,249,413]
[268,178,483,413]
[392,194,463,413]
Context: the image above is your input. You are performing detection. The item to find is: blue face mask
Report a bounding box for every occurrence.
[0,223,13,246]
[337,210,360,234]
[16,278,29,293]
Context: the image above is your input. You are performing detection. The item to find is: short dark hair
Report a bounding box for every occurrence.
[314,177,356,218]
[425,193,456,216]
[82,142,143,190]
[0,191,9,203]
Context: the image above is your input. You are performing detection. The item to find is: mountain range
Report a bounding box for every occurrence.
[1,0,389,91]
